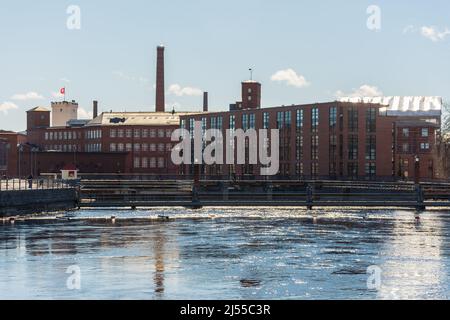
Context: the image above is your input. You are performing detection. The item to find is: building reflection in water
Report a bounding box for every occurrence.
[153,228,166,297]
[377,211,447,299]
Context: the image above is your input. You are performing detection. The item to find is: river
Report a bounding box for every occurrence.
[0,208,449,300]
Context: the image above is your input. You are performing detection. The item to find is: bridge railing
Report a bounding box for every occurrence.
[0,178,73,191]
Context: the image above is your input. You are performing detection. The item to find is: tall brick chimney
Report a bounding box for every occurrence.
[203,92,208,112]
[155,45,165,113]
[93,100,98,119]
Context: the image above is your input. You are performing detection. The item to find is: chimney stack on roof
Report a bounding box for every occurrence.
[203,92,209,112]
[155,45,165,113]
[93,100,98,119]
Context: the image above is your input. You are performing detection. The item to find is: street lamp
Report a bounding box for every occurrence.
[414,155,420,185]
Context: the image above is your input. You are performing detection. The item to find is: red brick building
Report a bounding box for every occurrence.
[179,83,443,182]
[0,130,27,177]
[23,108,194,178]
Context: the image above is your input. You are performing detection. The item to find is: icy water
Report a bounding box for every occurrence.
[0,208,449,300]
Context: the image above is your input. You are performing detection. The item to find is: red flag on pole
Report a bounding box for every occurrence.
[60,87,65,95]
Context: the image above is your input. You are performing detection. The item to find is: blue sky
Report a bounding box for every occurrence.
[1,0,449,131]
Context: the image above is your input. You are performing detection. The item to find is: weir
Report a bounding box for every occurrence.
[78,180,450,211]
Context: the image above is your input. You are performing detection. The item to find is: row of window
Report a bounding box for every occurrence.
[185,106,377,133]
[402,128,430,138]
[86,130,102,140]
[134,157,165,169]
[110,143,172,153]
[401,143,431,152]
[45,131,81,141]
[44,145,80,152]
[110,129,173,139]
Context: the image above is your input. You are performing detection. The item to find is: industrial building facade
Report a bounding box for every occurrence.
[179,98,441,181]
[0,46,445,182]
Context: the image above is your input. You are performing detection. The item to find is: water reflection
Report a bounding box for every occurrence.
[377,212,448,299]
[0,209,449,299]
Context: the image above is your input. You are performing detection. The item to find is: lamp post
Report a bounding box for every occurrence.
[414,155,420,185]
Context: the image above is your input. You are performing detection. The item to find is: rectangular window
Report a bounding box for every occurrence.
[134,129,140,138]
[150,129,156,138]
[250,114,256,129]
[134,157,140,169]
[134,143,140,152]
[142,157,148,168]
[402,143,410,153]
[110,143,116,152]
[150,158,156,168]
[365,163,376,179]
[118,143,124,152]
[158,130,164,138]
[150,144,156,152]
[285,111,292,129]
[348,135,358,160]
[330,107,337,128]
[263,112,270,129]
[217,117,223,130]
[312,107,319,130]
[422,128,429,137]
[365,136,376,160]
[142,129,148,138]
[403,128,410,137]
[348,107,358,132]
[242,114,249,131]
[366,107,377,133]
[118,130,124,138]
[277,112,284,129]
[126,129,132,138]
[142,143,148,152]
[311,135,319,161]
[296,109,304,129]
[126,143,132,152]
[158,143,165,152]
[229,115,236,131]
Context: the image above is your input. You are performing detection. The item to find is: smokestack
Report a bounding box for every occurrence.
[93,100,98,119]
[203,92,208,112]
[155,45,165,113]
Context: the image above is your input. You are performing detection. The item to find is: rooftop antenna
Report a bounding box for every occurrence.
[249,68,253,81]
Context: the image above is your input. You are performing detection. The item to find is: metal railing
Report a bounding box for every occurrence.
[0,178,73,191]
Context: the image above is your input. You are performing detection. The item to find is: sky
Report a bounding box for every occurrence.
[0,0,449,131]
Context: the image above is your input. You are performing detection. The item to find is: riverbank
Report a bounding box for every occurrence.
[0,188,78,217]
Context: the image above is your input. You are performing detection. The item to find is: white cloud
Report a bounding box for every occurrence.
[168,84,203,97]
[335,85,383,98]
[271,69,310,88]
[0,102,19,114]
[78,107,93,119]
[11,91,44,101]
[421,26,450,42]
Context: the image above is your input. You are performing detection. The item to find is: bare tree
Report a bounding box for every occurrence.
[443,101,450,137]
